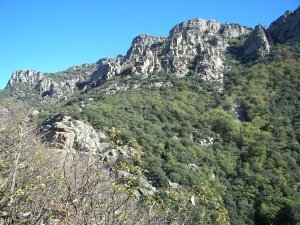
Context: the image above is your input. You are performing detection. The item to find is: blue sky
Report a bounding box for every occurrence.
[0,0,298,89]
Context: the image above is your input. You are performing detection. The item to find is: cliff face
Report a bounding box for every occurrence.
[5,8,300,102]
[91,19,251,86]
[243,25,271,59]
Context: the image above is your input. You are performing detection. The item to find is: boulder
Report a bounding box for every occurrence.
[41,114,108,153]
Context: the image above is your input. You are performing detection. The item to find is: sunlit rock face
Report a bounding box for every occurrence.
[40,114,109,153]
[6,9,298,100]
[244,25,271,59]
[6,64,97,102]
[90,19,252,85]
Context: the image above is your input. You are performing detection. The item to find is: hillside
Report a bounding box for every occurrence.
[0,8,299,225]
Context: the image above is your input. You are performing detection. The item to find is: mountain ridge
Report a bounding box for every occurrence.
[5,8,300,103]
[0,8,299,225]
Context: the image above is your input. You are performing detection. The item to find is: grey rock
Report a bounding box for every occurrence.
[191,195,196,205]
[103,149,119,164]
[168,180,180,189]
[200,137,214,147]
[232,101,246,122]
[41,114,108,153]
[91,57,123,85]
[90,19,252,86]
[6,64,97,102]
[7,70,43,87]
[244,25,271,59]
[188,164,199,171]
[138,176,157,197]
[210,173,216,180]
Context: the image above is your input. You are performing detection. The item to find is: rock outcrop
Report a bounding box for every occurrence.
[41,114,109,153]
[5,9,299,101]
[6,64,97,102]
[40,114,157,196]
[244,25,271,59]
[268,8,300,44]
[91,19,252,85]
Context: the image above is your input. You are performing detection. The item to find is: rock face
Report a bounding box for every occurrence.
[5,9,299,100]
[268,8,300,44]
[41,114,109,153]
[244,25,271,59]
[6,64,97,102]
[91,19,252,85]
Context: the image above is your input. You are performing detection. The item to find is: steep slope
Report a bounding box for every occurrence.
[1,8,300,225]
[268,8,300,43]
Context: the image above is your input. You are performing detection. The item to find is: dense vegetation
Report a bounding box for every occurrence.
[1,41,299,224]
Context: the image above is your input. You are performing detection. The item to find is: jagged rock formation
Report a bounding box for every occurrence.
[268,8,300,44]
[41,114,109,152]
[91,19,252,86]
[6,64,97,102]
[244,25,271,59]
[40,114,157,196]
[4,9,300,101]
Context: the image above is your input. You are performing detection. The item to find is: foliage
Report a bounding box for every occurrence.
[1,41,300,224]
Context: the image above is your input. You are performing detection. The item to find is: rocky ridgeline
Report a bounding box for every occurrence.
[5,8,300,101]
[6,63,97,102]
[91,19,252,86]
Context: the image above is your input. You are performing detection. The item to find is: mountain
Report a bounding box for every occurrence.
[5,9,299,104]
[0,8,300,225]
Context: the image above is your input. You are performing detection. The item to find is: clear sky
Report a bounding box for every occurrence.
[0,0,299,89]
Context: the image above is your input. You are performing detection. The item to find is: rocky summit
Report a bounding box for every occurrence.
[91,19,251,86]
[4,8,300,103]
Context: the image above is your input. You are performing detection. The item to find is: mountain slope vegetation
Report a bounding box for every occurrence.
[31,41,300,225]
[1,9,300,225]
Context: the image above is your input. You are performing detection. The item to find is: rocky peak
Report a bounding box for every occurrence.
[169,19,221,37]
[6,63,97,102]
[5,9,298,102]
[7,70,43,88]
[90,18,252,85]
[220,23,251,38]
[268,8,300,43]
[244,24,271,59]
